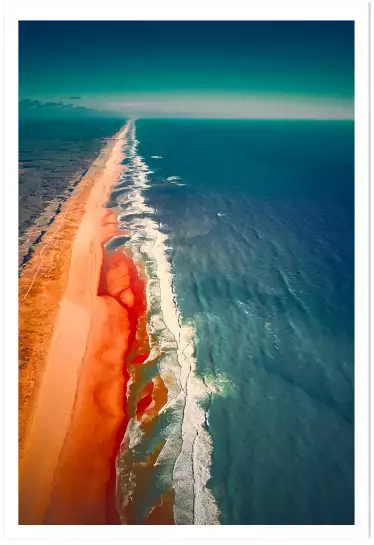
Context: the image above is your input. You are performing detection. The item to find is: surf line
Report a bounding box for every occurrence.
[110,120,220,525]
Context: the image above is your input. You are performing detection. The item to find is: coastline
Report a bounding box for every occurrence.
[18,119,219,526]
[112,122,219,525]
[19,121,133,524]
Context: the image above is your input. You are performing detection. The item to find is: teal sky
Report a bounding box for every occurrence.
[19,21,354,119]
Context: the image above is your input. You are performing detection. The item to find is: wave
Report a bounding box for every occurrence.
[111,120,219,524]
[167,175,186,187]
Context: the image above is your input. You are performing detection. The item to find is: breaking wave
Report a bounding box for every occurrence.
[111,120,219,524]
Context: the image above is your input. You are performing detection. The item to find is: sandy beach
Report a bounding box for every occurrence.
[15,20,356,529]
[19,122,136,524]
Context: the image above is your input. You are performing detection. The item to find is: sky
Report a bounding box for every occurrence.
[19,21,354,119]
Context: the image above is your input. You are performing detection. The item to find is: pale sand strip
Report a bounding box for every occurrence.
[19,127,127,457]
[19,122,130,524]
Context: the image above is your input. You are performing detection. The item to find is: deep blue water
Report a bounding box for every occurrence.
[135,119,354,525]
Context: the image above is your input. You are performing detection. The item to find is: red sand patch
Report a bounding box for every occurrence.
[136,381,154,419]
[19,123,176,525]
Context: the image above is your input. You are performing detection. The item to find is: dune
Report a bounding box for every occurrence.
[18,121,138,524]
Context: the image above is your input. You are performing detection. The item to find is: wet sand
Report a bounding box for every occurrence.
[19,119,175,525]
[19,122,132,524]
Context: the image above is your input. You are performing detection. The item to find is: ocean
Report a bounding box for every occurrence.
[19,116,354,525]
[110,119,354,525]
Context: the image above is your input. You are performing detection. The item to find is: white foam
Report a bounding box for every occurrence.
[167,176,181,182]
[115,120,220,525]
[204,371,238,399]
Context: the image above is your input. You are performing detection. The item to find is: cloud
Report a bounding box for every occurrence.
[82,95,354,120]
[19,95,354,121]
[19,98,117,119]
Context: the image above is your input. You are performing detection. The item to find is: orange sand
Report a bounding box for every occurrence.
[19,120,174,525]
[19,123,131,524]
[18,147,119,460]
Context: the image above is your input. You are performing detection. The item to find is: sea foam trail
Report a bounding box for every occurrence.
[114,120,219,525]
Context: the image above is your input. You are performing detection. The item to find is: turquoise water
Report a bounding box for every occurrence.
[20,116,354,524]
[133,119,354,524]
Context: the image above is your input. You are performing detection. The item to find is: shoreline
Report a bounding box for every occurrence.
[112,123,219,525]
[19,119,217,525]
[19,122,133,524]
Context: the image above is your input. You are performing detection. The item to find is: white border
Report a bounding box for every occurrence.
[2,1,369,542]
